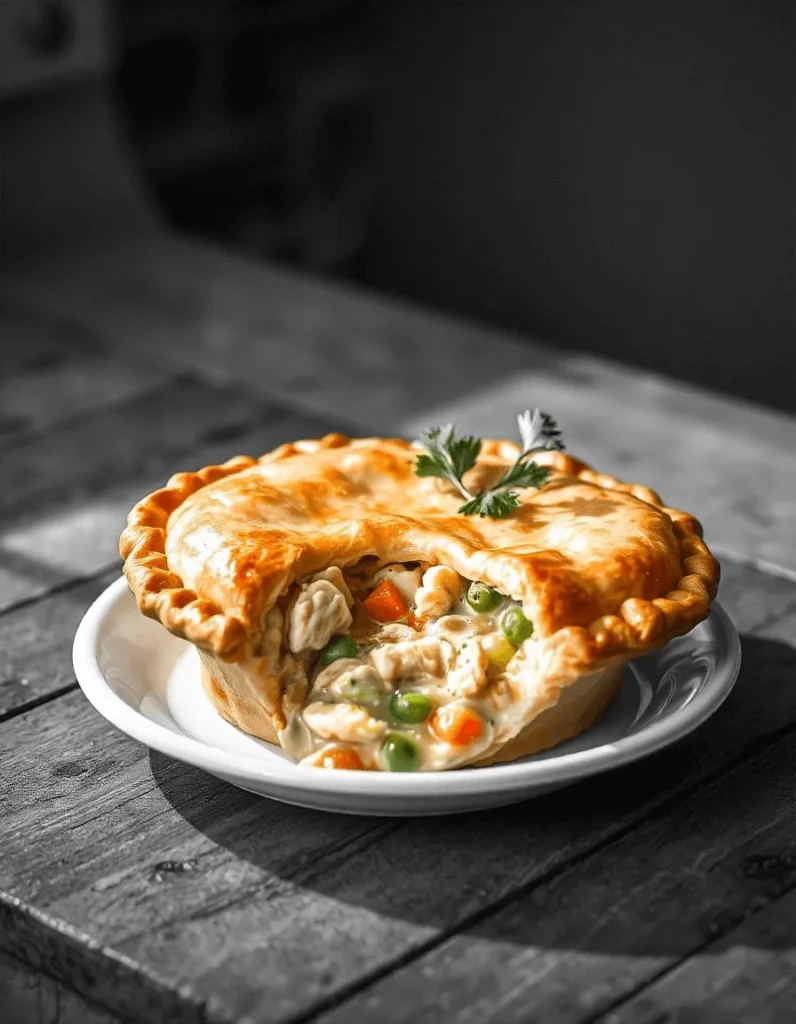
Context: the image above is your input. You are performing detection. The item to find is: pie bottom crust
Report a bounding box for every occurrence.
[198,645,627,769]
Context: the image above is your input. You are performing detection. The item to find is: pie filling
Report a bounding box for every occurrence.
[276,561,542,772]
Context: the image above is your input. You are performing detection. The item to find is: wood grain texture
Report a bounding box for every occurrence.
[315,723,796,1024]
[0,692,394,1024]
[0,377,337,612]
[0,562,793,1024]
[0,302,168,442]
[0,301,94,372]
[603,888,796,1024]
[0,569,118,721]
[717,559,796,627]
[4,234,550,429]
[5,235,796,575]
[0,948,120,1024]
[0,377,269,525]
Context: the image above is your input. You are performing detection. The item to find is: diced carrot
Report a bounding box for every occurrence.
[430,705,484,747]
[315,747,365,770]
[363,579,409,622]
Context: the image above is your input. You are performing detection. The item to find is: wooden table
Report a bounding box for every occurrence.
[2,234,796,1024]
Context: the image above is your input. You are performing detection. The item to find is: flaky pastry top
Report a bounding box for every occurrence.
[120,434,718,666]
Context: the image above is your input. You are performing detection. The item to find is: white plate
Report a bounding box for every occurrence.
[74,577,741,816]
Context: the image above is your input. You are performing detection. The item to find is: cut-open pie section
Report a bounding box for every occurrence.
[120,434,719,771]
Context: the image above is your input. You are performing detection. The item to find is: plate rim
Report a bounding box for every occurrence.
[73,577,742,799]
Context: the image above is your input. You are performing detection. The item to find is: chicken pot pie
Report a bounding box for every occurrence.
[120,432,718,772]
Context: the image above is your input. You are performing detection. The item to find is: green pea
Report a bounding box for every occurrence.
[466,582,502,613]
[390,691,433,724]
[381,732,421,772]
[317,634,359,666]
[500,607,534,646]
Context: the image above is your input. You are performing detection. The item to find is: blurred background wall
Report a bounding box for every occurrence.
[113,0,794,412]
[113,0,372,269]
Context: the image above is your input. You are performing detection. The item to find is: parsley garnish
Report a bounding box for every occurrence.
[415,409,564,519]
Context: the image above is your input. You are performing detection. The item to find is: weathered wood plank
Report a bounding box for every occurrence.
[0,377,338,612]
[0,693,394,1023]
[0,377,267,525]
[716,558,796,627]
[1,947,120,1024]
[0,303,169,441]
[3,235,553,429]
[0,564,793,1024]
[1,896,201,1024]
[315,721,796,1024]
[0,302,93,372]
[6,236,796,575]
[603,888,796,1024]
[0,569,119,721]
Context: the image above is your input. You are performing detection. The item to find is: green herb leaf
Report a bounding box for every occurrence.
[415,425,480,481]
[459,490,522,519]
[414,409,563,520]
[447,434,481,479]
[415,451,450,479]
[493,459,551,491]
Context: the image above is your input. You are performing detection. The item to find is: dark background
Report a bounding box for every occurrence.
[114,0,795,413]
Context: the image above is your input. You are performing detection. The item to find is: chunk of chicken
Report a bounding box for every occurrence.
[312,657,363,693]
[311,566,353,607]
[287,578,353,652]
[312,660,386,703]
[446,637,490,698]
[302,701,386,742]
[371,636,453,683]
[414,566,464,620]
[375,622,417,644]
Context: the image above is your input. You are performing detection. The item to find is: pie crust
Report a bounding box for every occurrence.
[120,434,719,765]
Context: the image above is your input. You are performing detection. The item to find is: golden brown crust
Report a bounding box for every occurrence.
[120,456,258,660]
[120,433,719,673]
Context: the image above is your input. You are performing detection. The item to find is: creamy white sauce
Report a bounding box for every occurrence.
[280,564,532,771]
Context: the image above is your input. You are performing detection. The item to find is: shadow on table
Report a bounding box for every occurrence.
[149,633,796,956]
